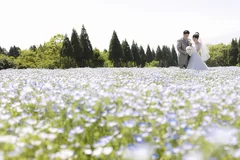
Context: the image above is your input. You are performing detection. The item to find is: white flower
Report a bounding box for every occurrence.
[122,143,160,160]
[103,146,113,155]
[182,151,203,160]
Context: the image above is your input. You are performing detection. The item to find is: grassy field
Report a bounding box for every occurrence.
[0,67,240,160]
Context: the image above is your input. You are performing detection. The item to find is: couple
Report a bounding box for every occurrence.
[177,30,210,70]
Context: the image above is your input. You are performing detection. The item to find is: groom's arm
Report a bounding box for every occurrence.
[177,40,187,55]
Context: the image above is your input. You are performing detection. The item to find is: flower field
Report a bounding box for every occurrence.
[0,67,240,160]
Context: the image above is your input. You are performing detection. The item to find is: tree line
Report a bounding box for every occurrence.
[0,25,240,69]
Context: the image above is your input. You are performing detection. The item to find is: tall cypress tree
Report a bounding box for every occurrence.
[146,45,153,63]
[71,28,83,67]
[131,41,141,67]
[238,38,240,64]
[152,49,156,60]
[8,46,20,58]
[122,39,133,64]
[80,25,93,66]
[139,45,146,67]
[238,38,240,49]
[61,35,74,68]
[156,45,163,67]
[171,45,178,66]
[162,45,171,67]
[229,38,239,66]
[108,30,123,67]
[61,35,74,57]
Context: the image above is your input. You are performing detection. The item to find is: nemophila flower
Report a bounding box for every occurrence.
[8,146,23,158]
[38,132,57,141]
[1,67,240,159]
[133,135,144,143]
[0,135,17,144]
[102,146,113,155]
[205,126,238,145]
[122,120,136,128]
[92,147,103,157]
[152,153,159,160]
[50,149,74,160]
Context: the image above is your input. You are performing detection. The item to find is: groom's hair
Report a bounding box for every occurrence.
[183,30,190,34]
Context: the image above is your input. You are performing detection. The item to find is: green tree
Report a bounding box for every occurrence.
[146,45,153,63]
[206,44,230,67]
[60,34,75,68]
[108,30,123,67]
[0,54,15,69]
[15,50,37,68]
[229,38,239,66]
[29,45,37,52]
[171,45,178,66]
[156,45,163,67]
[8,46,21,58]
[0,47,8,55]
[131,41,141,67]
[238,38,240,64]
[139,45,146,67]
[152,49,156,60]
[162,45,171,67]
[71,28,83,67]
[122,39,133,65]
[61,35,74,57]
[92,48,104,67]
[80,25,93,67]
[35,34,64,69]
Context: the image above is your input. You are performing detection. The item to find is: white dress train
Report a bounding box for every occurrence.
[187,43,208,70]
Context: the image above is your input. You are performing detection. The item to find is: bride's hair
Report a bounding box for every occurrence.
[193,32,200,39]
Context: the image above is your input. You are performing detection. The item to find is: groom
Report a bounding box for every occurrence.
[177,30,192,68]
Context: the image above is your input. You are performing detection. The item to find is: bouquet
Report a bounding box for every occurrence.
[186,46,192,56]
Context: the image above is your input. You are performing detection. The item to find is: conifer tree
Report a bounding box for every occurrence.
[108,31,123,67]
[71,28,83,67]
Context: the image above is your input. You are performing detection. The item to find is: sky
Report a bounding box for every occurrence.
[1,0,240,51]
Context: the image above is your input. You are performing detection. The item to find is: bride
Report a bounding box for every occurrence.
[187,32,210,70]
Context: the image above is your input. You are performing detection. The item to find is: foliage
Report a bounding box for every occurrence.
[229,38,239,66]
[71,29,83,67]
[122,39,133,65]
[131,41,141,67]
[8,46,21,58]
[146,45,153,63]
[206,43,231,67]
[145,60,159,67]
[0,46,8,55]
[156,45,163,67]
[91,48,105,68]
[108,31,123,67]
[15,50,37,68]
[0,54,16,69]
[80,25,94,66]
[60,35,75,68]
[139,45,146,67]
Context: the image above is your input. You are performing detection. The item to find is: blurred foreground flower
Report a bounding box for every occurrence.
[122,143,160,160]
[205,126,238,145]
[182,151,203,160]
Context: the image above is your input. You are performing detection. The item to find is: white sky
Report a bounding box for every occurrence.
[1,0,240,51]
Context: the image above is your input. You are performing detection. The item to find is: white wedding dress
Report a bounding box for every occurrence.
[187,43,208,70]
